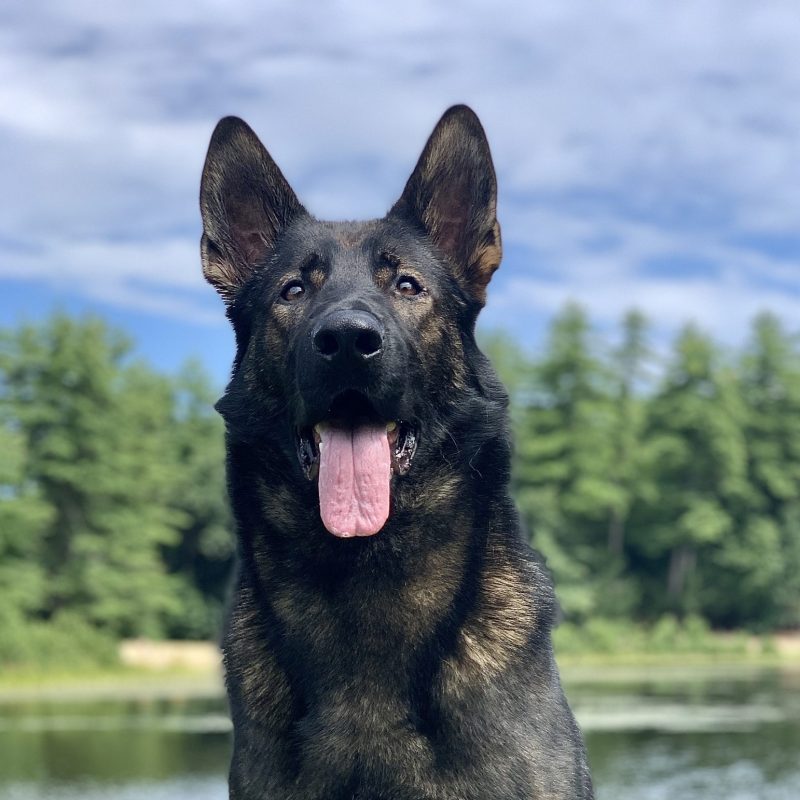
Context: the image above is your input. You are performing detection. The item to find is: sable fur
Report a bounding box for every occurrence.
[200,105,594,799]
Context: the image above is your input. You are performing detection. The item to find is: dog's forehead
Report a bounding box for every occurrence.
[329,222,372,249]
[280,217,433,264]
[281,218,376,256]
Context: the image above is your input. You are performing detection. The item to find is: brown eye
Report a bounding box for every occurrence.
[281,281,305,302]
[396,276,422,297]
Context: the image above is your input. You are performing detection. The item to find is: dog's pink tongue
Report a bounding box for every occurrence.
[318,424,391,537]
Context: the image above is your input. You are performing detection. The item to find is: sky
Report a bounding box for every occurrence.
[2,1,799,387]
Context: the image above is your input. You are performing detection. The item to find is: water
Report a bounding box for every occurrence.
[1,666,798,799]
[570,665,800,799]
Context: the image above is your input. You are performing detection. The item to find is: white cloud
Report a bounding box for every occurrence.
[488,265,800,347]
[1,0,799,343]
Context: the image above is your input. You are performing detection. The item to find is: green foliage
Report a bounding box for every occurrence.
[497,305,641,620]
[161,360,234,639]
[3,306,800,671]
[0,607,117,669]
[0,426,53,615]
[488,307,800,631]
[553,615,748,658]
[0,313,232,667]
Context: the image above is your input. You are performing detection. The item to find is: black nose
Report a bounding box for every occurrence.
[312,310,384,362]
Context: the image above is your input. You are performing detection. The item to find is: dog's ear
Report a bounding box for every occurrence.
[390,105,502,306]
[200,117,305,302]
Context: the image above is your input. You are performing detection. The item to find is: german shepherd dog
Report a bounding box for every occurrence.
[200,106,593,799]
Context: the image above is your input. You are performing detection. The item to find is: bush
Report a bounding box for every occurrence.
[552,614,749,658]
[0,608,118,670]
[552,618,638,655]
[650,614,681,652]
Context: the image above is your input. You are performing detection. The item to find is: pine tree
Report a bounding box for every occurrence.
[732,313,800,627]
[607,310,652,557]
[0,425,52,618]
[0,314,183,637]
[632,325,748,618]
[162,360,233,638]
[513,304,623,619]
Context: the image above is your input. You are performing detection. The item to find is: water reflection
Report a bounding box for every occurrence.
[1,667,798,800]
[0,698,231,789]
[571,665,800,800]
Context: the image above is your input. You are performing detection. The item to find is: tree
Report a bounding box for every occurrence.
[512,304,629,619]
[732,313,800,627]
[0,314,183,637]
[606,310,653,557]
[162,360,233,638]
[5,305,800,658]
[0,425,52,617]
[630,325,749,619]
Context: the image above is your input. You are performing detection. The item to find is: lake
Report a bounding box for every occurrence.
[1,664,798,800]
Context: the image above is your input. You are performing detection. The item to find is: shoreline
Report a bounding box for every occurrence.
[2,639,799,703]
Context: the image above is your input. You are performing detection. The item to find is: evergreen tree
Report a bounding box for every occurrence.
[0,315,183,637]
[733,313,800,627]
[3,306,800,660]
[513,304,623,619]
[631,325,749,619]
[0,425,52,618]
[162,360,233,638]
[607,310,652,557]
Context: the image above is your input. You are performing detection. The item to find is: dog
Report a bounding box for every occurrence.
[200,105,594,799]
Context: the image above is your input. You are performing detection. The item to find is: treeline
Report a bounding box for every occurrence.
[484,305,800,631]
[0,314,232,665]
[1,309,799,667]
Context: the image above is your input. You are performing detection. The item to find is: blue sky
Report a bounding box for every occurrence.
[2,1,800,387]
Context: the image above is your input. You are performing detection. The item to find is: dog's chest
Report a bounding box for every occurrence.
[294,678,436,788]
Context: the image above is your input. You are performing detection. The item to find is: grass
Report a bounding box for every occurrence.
[553,615,799,662]
[0,663,223,702]
[1,616,798,701]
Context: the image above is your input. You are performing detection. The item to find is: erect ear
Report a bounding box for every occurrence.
[390,105,502,306]
[199,117,305,302]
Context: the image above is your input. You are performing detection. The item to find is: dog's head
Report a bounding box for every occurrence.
[200,106,505,540]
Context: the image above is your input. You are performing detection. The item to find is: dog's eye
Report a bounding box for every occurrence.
[396,276,422,297]
[281,281,306,302]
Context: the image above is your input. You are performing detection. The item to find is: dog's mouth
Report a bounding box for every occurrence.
[295,391,418,538]
[296,422,418,481]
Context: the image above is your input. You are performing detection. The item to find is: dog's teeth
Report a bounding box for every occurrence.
[386,421,397,432]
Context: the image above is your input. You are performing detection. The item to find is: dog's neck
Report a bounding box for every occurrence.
[222,432,555,763]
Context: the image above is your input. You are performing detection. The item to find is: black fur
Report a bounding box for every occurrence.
[200,105,594,799]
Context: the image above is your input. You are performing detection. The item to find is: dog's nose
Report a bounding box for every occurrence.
[312,310,384,362]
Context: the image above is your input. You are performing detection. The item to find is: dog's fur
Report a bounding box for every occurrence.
[200,105,593,799]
